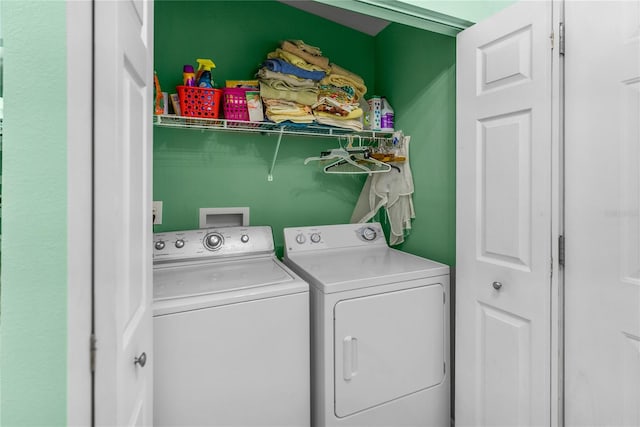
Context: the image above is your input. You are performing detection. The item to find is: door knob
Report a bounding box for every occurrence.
[134,352,147,367]
[492,281,503,290]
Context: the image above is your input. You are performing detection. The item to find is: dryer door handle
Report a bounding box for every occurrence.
[343,336,358,381]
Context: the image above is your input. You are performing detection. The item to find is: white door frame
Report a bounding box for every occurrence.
[67,0,93,425]
[551,1,564,426]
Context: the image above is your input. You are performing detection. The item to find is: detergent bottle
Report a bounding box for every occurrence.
[380,97,394,131]
[196,58,216,88]
[182,64,196,86]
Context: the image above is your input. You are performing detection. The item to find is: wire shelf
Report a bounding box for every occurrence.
[153,115,396,181]
[153,114,393,140]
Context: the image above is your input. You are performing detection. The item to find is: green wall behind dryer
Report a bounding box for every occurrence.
[374,23,456,266]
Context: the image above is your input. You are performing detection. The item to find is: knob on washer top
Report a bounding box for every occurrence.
[295,233,306,244]
[361,227,377,241]
[204,232,224,250]
[175,239,185,249]
[310,233,321,243]
[241,234,249,243]
[155,240,165,250]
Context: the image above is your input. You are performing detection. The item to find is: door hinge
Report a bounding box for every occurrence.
[90,333,97,373]
[558,235,565,268]
[550,31,555,49]
[559,22,565,55]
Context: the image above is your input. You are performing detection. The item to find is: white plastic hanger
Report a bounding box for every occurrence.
[304,148,391,175]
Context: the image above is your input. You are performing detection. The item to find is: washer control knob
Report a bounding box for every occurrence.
[295,233,306,244]
[204,232,224,251]
[241,234,249,243]
[310,233,321,243]
[175,239,185,249]
[154,240,165,250]
[361,227,377,241]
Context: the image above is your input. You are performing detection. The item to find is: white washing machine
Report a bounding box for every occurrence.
[153,226,310,427]
[283,223,450,427]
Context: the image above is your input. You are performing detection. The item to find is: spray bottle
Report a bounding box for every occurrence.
[196,58,216,88]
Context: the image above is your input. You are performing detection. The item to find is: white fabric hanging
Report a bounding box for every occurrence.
[350,134,415,245]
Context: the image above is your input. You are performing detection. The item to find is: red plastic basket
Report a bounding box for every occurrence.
[223,87,252,121]
[177,85,223,118]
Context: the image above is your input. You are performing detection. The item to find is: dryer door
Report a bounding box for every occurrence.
[334,282,445,417]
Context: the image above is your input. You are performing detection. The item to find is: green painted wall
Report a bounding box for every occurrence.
[0,1,68,425]
[375,23,456,265]
[154,1,375,256]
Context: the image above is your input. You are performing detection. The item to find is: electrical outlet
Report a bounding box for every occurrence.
[152,201,163,225]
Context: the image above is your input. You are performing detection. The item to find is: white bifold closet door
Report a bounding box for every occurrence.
[455,1,554,425]
[94,0,154,425]
[564,1,640,425]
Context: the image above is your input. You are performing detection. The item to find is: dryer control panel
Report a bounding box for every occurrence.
[284,223,386,253]
[153,226,274,264]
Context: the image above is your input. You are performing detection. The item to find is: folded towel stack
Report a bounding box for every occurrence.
[255,40,367,129]
[257,40,329,123]
[311,62,366,131]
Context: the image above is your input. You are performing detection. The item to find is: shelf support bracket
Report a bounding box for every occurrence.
[267,128,285,181]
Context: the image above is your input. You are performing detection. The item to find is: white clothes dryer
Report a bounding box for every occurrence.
[153,226,310,427]
[283,223,450,427]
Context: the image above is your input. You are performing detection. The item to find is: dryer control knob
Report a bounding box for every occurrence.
[204,232,224,251]
[295,233,306,244]
[361,227,377,241]
[241,234,249,243]
[175,239,185,249]
[154,240,165,250]
[310,233,321,243]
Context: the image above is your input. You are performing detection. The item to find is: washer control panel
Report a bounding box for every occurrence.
[153,226,273,263]
[284,223,386,253]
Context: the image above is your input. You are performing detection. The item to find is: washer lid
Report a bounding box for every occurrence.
[153,257,308,315]
[285,247,449,293]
